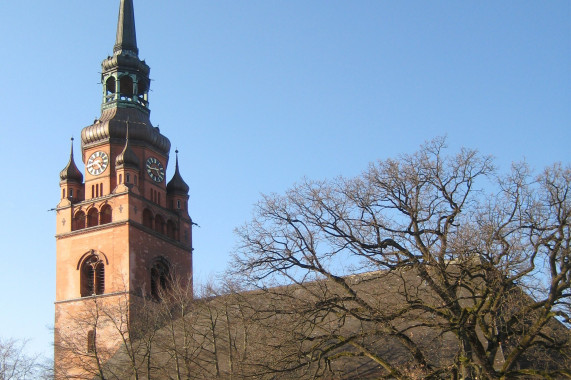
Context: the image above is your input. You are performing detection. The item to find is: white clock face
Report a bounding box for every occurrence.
[87,151,109,176]
[146,157,165,182]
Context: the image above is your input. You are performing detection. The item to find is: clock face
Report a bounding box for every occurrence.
[146,157,165,182]
[87,151,109,176]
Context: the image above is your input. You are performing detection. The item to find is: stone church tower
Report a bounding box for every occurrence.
[54,0,192,376]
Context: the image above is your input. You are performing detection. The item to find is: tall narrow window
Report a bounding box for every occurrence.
[166,220,176,240]
[87,330,96,353]
[177,200,181,209]
[62,189,66,199]
[100,183,103,196]
[126,173,131,183]
[73,211,86,231]
[81,255,105,297]
[91,185,95,198]
[143,209,154,229]
[119,174,123,184]
[155,215,165,234]
[87,208,98,227]
[69,189,73,198]
[100,205,112,224]
[150,259,170,300]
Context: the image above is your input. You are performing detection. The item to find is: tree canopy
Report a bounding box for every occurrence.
[234,138,570,379]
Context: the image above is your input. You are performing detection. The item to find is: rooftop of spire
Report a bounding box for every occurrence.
[114,0,138,56]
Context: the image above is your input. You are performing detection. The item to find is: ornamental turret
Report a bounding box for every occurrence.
[59,138,84,204]
[167,150,190,212]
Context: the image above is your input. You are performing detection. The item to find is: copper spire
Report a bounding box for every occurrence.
[114,0,138,56]
[167,150,190,194]
[60,138,84,183]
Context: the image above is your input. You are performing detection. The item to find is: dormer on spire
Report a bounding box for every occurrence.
[115,120,141,191]
[114,0,138,56]
[115,121,140,169]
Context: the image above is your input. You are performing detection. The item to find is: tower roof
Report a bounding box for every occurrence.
[167,150,190,195]
[60,138,84,183]
[114,0,138,56]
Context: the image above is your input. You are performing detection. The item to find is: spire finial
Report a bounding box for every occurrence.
[69,137,75,156]
[125,117,130,140]
[114,0,138,56]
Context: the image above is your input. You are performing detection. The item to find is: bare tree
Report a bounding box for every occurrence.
[233,138,571,379]
[0,337,44,380]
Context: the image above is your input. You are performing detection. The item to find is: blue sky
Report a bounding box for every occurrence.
[0,1,568,357]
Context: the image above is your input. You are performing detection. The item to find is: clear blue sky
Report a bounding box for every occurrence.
[0,1,568,358]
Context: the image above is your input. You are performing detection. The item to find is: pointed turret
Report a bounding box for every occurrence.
[59,138,84,203]
[167,150,190,213]
[167,150,189,195]
[60,138,83,183]
[114,0,138,56]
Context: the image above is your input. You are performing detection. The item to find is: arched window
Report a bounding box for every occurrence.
[119,174,123,184]
[106,76,116,95]
[143,209,154,229]
[73,211,86,231]
[100,205,112,225]
[155,215,165,234]
[137,78,148,95]
[81,255,105,297]
[120,75,134,99]
[87,208,98,227]
[166,220,176,240]
[150,258,170,300]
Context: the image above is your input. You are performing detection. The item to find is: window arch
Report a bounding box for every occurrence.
[106,76,116,95]
[73,211,86,231]
[150,258,170,300]
[143,209,154,229]
[100,205,112,225]
[80,254,105,297]
[119,75,134,99]
[87,208,98,227]
[155,215,165,235]
[166,220,177,240]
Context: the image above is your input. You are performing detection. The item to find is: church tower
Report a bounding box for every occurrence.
[54,0,192,376]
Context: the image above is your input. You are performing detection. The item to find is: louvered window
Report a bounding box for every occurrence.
[150,260,170,300]
[81,256,105,297]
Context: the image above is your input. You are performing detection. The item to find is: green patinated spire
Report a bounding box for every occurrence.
[114,0,138,56]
